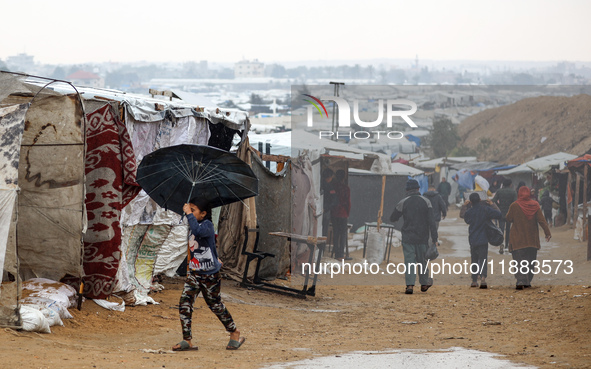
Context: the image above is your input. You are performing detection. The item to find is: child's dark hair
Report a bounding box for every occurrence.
[190,198,212,221]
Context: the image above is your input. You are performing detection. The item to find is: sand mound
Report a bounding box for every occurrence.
[458,94,591,164]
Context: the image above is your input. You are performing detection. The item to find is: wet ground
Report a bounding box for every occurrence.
[265,347,536,368]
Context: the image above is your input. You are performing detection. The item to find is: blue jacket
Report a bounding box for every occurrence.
[463,202,502,246]
[187,214,221,275]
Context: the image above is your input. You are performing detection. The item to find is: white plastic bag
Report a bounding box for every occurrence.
[93,295,125,312]
[366,231,385,264]
[19,305,51,333]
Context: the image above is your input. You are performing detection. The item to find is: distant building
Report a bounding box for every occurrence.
[234,59,265,78]
[6,53,35,73]
[67,70,104,88]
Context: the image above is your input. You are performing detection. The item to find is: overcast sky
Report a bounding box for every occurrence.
[1,0,589,65]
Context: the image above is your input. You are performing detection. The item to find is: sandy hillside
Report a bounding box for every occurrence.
[457,94,591,164]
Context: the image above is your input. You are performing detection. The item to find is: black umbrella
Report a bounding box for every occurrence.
[136,144,258,215]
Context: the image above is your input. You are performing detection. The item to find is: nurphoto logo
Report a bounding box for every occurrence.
[302,94,418,140]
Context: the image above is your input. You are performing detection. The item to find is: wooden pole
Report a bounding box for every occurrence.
[566,171,572,227]
[377,175,386,231]
[583,165,588,243]
[574,172,581,235]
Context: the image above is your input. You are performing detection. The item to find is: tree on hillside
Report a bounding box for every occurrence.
[249,93,265,104]
[448,145,478,157]
[427,116,460,157]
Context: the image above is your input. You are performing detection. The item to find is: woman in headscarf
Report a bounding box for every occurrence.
[505,186,552,290]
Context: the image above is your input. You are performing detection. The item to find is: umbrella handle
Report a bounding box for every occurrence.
[181,184,196,222]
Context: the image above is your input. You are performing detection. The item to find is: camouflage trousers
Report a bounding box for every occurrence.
[179,272,236,341]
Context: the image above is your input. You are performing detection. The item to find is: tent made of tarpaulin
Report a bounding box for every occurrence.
[0,72,250,323]
[78,88,248,304]
[567,154,591,171]
[36,82,248,303]
[250,131,392,172]
[498,152,577,175]
[566,154,591,250]
[244,130,394,280]
[247,151,292,280]
[348,165,424,232]
[0,74,86,328]
[497,152,578,190]
[0,103,28,328]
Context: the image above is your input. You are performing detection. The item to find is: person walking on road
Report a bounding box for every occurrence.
[505,186,551,290]
[437,177,452,209]
[540,190,555,226]
[390,179,438,295]
[460,193,502,289]
[424,186,447,244]
[492,179,517,255]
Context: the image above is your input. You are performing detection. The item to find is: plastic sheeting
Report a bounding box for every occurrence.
[498,152,578,175]
[217,140,258,281]
[114,111,212,302]
[153,225,191,277]
[348,173,409,232]
[250,153,291,279]
[0,102,28,329]
[11,94,86,282]
[0,103,27,283]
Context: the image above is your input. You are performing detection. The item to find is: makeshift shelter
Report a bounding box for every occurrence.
[348,163,424,232]
[0,73,86,327]
[566,154,591,256]
[240,130,395,282]
[414,156,478,205]
[242,151,292,280]
[497,152,576,190]
[0,71,250,326]
[496,152,577,226]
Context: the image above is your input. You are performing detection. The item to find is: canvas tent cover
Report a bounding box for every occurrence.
[0,73,250,327]
[497,152,577,175]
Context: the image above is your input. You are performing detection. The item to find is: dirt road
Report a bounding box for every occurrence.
[1,208,590,368]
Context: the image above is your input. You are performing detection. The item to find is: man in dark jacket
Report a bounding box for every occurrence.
[492,179,517,254]
[390,179,438,295]
[461,193,502,289]
[437,177,452,209]
[424,186,447,229]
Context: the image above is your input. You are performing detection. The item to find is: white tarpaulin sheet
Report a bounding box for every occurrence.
[498,152,577,175]
[0,191,17,281]
[0,103,28,283]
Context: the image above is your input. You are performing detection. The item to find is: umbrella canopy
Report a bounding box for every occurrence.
[136,144,258,215]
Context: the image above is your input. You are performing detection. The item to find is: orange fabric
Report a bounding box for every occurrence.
[515,186,540,220]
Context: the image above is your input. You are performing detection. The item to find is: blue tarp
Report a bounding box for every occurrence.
[409,174,429,195]
[453,168,477,190]
[405,134,421,147]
